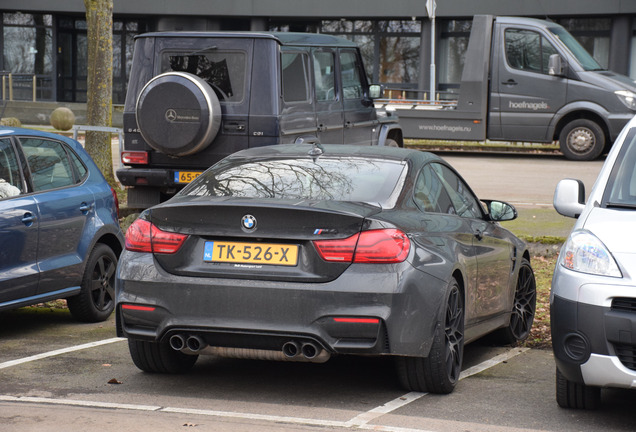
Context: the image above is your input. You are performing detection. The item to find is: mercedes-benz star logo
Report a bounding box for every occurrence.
[241,214,256,230]
[165,109,177,122]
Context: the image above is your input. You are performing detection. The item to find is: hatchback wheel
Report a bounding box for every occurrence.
[67,243,117,322]
[128,339,198,374]
[556,367,600,409]
[396,278,464,394]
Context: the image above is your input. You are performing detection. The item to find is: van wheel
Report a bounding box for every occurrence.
[396,278,464,394]
[136,72,221,156]
[559,119,605,161]
[67,243,117,323]
[556,367,600,409]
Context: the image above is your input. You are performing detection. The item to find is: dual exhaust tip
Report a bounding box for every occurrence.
[282,341,320,360]
[168,334,326,362]
[169,334,205,352]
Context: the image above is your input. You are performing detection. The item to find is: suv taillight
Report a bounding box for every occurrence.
[125,218,188,254]
[313,229,410,264]
[121,151,149,165]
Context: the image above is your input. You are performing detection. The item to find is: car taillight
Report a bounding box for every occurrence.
[121,151,149,164]
[313,229,410,264]
[125,218,188,254]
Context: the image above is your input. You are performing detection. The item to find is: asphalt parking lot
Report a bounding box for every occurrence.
[1,308,635,432]
[2,153,633,432]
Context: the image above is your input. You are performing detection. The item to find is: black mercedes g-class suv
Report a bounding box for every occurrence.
[117,31,403,208]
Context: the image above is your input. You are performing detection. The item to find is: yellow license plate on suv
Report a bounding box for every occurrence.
[203,241,299,266]
[174,171,203,184]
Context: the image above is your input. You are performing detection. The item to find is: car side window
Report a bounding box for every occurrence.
[20,138,81,192]
[0,138,23,198]
[431,163,482,218]
[413,164,454,214]
[505,29,558,74]
[339,50,363,99]
[313,50,336,101]
[281,51,310,103]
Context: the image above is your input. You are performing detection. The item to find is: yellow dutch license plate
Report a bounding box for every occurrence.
[174,171,203,184]
[203,241,299,266]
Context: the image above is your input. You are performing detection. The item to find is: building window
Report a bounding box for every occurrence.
[320,19,421,90]
[557,18,611,69]
[439,20,471,94]
[2,12,54,100]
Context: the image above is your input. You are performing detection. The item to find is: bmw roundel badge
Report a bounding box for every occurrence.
[241,214,257,231]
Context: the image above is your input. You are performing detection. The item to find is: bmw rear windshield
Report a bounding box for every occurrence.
[179,156,407,208]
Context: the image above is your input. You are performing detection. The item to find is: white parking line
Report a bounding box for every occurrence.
[0,337,125,370]
[0,346,529,431]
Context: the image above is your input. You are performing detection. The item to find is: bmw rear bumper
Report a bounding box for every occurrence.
[115,251,447,358]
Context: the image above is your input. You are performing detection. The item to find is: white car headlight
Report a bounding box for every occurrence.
[559,230,622,277]
[615,90,636,110]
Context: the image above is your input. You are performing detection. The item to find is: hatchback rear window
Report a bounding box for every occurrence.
[180,157,407,207]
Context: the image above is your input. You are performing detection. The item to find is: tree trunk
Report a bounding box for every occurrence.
[84,0,115,186]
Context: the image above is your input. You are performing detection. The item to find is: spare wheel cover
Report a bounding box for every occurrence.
[136,72,221,156]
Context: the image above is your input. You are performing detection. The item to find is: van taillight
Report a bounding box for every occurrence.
[121,151,149,164]
[125,218,188,254]
[313,229,410,264]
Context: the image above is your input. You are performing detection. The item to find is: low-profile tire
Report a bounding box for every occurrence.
[559,119,605,161]
[67,243,117,323]
[494,258,536,345]
[396,278,464,394]
[128,339,198,374]
[556,367,600,409]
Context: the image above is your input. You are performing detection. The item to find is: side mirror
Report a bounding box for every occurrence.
[548,54,564,76]
[483,200,517,222]
[369,84,383,99]
[553,178,585,218]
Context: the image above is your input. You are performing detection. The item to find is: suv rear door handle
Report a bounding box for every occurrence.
[502,79,518,86]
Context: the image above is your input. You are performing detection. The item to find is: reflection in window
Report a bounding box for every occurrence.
[313,51,336,101]
[281,51,310,103]
[321,20,420,85]
[558,18,610,69]
[0,139,23,195]
[162,51,245,102]
[181,157,406,208]
[606,129,636,206]
[431,163,481,218]
[2,13,53,75]
[439,20,472,91]
[20,139,81,192]
[340,51,363,99]
[505,29,558,74]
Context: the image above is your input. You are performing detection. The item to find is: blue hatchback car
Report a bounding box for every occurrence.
[0,127,124,322]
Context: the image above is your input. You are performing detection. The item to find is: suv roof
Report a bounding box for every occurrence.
[134,31,358,48]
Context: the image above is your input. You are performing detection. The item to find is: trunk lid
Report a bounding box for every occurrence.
[149,197,382,282]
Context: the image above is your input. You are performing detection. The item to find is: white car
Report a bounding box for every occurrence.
[552,115,636,409]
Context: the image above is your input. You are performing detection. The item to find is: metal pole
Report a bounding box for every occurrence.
[430,16,436,102]
[33,75,37,102]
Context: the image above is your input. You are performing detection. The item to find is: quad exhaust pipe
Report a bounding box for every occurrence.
[169,334,329,363]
